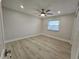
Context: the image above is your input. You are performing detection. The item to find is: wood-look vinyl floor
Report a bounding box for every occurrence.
[5,35,71,59]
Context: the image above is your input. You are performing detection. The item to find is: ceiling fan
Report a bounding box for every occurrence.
[37,9,53,16]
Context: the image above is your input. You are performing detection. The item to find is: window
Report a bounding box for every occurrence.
[48,20,60,31]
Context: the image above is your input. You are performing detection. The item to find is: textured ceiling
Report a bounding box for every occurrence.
[2,0,78,17]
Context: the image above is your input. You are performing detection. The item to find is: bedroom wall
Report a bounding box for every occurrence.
[3,7,41,41]
[71,11,79,59]
[42,14,75,42]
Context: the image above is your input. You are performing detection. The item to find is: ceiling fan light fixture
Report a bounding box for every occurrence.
[41,13,45,16]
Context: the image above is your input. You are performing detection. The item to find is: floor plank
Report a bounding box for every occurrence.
[5,35,71,59]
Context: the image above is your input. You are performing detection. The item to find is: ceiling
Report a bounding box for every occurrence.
[2,0,78,17]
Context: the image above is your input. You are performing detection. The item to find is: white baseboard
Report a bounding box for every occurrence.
[0,49,5,59]
[40,33,71,44]
[5,33,41,43]
[4,33,71,44]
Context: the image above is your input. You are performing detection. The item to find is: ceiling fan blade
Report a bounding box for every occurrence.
[36,9,41,12]
[47,13,53,15]
[42,9,44,10]
[46,10,50,12]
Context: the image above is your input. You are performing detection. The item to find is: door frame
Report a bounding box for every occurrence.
[0,0,5,59]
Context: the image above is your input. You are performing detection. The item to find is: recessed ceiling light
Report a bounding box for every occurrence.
[20,5,24,9]
[58,11,61,14]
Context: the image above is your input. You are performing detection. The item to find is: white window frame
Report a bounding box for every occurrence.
[48,19,60,32]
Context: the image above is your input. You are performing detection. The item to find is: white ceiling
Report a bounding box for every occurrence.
[2,0,78,17]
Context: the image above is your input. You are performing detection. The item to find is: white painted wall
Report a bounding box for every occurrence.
[71,11,79,59]
[42,14,75,42]
[3,7,41,41]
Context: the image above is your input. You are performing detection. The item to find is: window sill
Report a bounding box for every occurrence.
[48,30,59,32]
